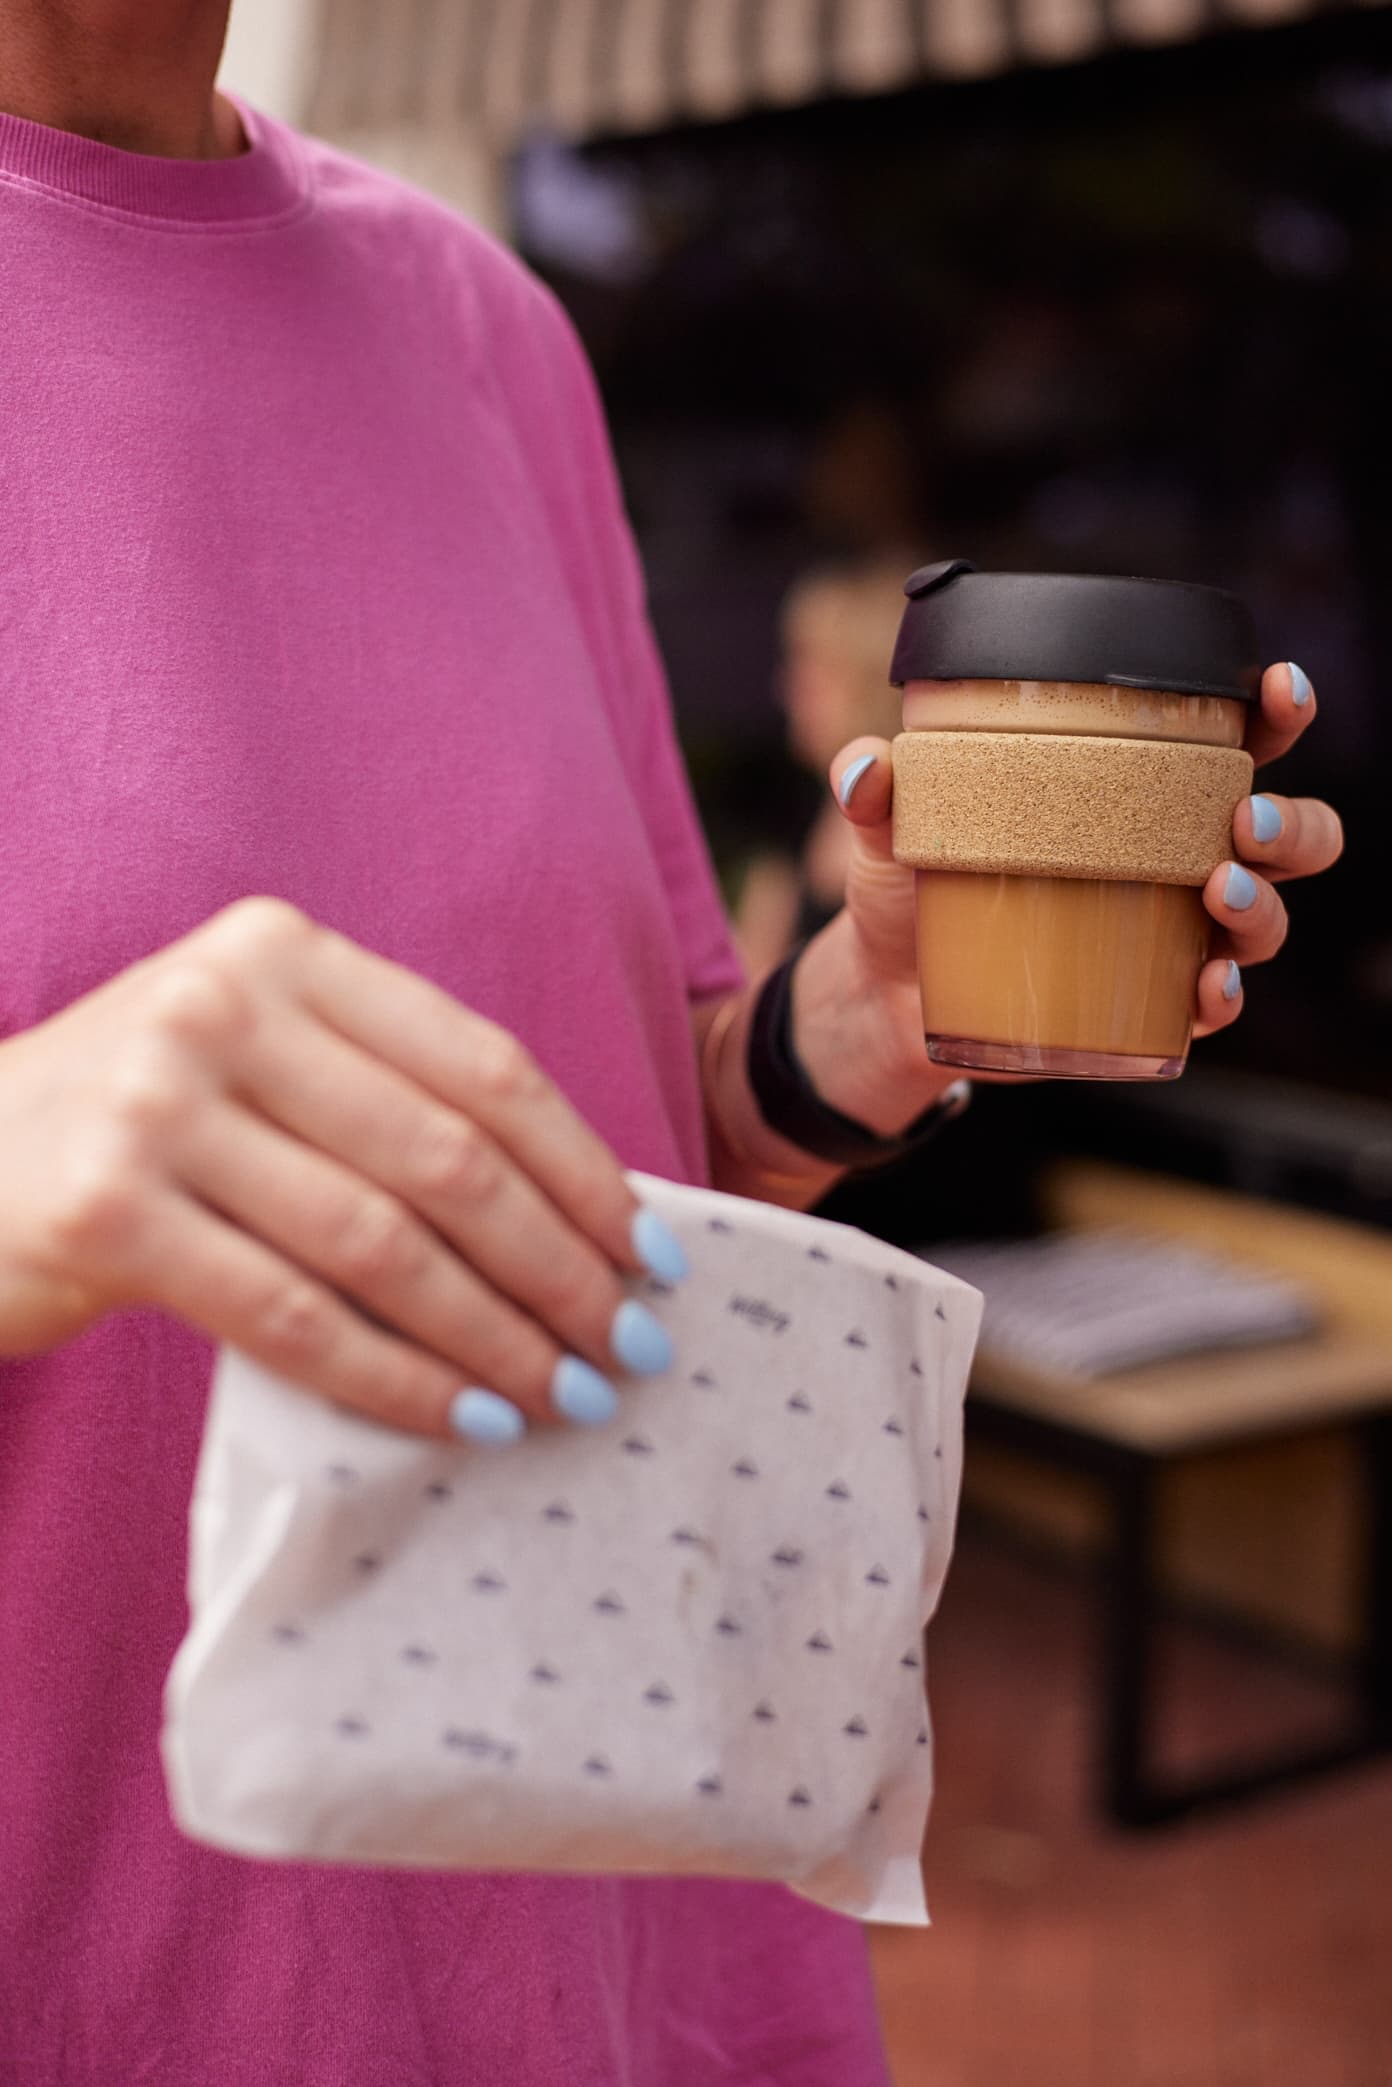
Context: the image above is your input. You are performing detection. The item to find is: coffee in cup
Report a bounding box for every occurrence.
[889,562,1258,1080]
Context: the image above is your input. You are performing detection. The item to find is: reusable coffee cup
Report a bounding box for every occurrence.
[889,561,1258,1080]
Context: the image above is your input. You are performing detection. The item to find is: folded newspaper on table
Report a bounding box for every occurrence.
[163,1173,982,1926]
[928,1227,1318,1379]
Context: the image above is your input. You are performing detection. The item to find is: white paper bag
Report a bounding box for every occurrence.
[162,1173,981,1924]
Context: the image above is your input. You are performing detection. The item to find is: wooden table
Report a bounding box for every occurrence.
[964,1168,1392,1827]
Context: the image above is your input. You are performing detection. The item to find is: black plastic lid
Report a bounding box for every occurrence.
[889,560,1260,702]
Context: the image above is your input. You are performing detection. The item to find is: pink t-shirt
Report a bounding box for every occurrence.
[0,99,890,2085]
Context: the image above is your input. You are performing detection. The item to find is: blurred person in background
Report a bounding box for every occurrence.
[0,2,1344,2083]
[736,553,914,975]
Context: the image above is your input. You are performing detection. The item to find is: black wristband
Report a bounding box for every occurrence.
[745,952,971,1171]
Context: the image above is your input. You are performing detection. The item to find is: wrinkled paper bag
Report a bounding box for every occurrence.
[163,1173,981,1924]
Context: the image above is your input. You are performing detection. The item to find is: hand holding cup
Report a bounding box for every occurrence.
[829,631,1341,1076]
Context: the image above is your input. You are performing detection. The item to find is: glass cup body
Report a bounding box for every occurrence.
[900,680,1248,1080]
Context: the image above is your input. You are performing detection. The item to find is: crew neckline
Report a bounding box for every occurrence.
[0,93,307,226]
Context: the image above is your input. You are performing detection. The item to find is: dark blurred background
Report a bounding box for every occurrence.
[505,11,1392,1246]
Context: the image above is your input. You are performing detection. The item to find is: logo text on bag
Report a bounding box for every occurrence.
[728,1295,790,1336]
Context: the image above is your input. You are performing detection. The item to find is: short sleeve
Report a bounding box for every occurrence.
[475,247,746,1007]
[616,604,749,1004]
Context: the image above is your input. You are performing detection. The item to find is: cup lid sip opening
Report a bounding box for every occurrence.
[890,562,1261,703]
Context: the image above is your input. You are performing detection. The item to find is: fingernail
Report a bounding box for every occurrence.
[631,1207,689,1284]
[1223,862,1258,911]
[1222,960,1242,1001]
[838,753,876,809]
[551,1355,620,1426]
[1249,794,1282,844]
[610,1299,674,1376]
[1288,662,1312,707]
[450,1387,526,1445]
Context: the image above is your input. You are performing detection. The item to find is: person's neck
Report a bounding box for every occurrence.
[0,0,240,159]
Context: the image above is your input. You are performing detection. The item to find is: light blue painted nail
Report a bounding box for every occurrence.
[1288,661,1312,707]
[611,1299,674,1377]
[551,1355,620,1426]
[838,753,876,809]
[1249,794,1282,844]
[1222,961,1242,1001]
[1223,862,1258,911]
[450,1388,526,1445]
[632,1207,690,1284]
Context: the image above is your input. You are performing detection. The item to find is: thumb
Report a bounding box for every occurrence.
[828,737,918,981]
[830,738,896,863]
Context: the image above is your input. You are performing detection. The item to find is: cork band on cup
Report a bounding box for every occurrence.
[891,731,1255,886]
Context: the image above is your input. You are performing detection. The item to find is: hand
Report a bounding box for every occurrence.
[827,659,1343,1059]
[0,900,687,1441]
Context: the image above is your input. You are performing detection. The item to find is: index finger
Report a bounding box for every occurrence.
[300,926,650,1278]
[1244,660,1317,771]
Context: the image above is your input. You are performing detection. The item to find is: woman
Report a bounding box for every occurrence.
[0,6,1342,2081]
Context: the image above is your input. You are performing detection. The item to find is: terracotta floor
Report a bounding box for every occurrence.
[870,1534,1392,2087]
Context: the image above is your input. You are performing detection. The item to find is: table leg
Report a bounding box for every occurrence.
[1097,1421,1392,1830]
[1362,1411,1392,1745]
[1101,1451,1158,1827]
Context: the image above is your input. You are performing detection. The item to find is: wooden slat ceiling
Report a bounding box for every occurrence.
[306,0,1382,143]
